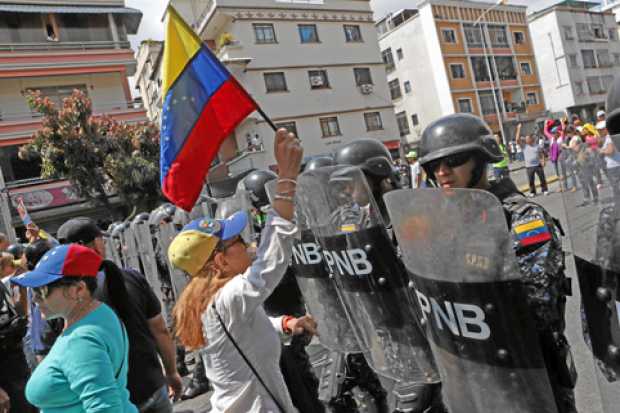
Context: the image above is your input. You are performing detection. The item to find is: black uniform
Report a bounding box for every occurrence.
[489,178,577,413]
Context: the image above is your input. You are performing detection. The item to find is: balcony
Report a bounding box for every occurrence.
[0,40,130,52]
[0,100,147,142]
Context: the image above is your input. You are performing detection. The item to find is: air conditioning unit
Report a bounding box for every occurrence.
[310,76,325,87]
[359,84,374,94]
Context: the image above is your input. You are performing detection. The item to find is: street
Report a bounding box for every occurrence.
[174,162,614,413]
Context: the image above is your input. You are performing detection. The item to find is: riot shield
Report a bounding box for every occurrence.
[105,222,123,266]
[298,166,439,384]
[119,220,141,271]
[560,167,620,410]
[385,188,558,413]
[265,180,360,353]
[110,222,129,268]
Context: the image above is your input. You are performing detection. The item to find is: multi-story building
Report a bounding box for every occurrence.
[376,1,546,145]
[600,0,620,23]
[185,0,400,173]
[135,40,163,123]
[529,0,620,119]
[0,0,145,236]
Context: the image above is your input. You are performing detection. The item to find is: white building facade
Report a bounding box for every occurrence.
[529,2,620,119]
[193,0,400,171]
[135,40,163,122]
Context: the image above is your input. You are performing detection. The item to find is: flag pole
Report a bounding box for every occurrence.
[256,106,278,132]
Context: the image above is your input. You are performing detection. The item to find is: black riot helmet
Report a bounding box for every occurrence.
[304,156,335,171]
[419,113,503,188]
[606,76,620,147]
[334,139,397,181]
[6,243,25,259]
[242,169,278,208]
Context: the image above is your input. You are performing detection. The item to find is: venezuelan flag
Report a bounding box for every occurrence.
[514,219,551,247]
[160,7,258,210]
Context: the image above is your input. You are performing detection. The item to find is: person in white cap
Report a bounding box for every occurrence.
[406,150,423,188]
[597,109,606,122]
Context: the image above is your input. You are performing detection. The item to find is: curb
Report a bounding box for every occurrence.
[517,175,559,194]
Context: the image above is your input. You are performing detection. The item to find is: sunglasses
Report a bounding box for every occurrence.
[32,279,76,300]
[426,152,474,173]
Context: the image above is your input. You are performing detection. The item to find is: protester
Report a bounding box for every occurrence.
[598,120,620,199]
[57,217,182,412]
[492,134,510,181]
[597,109,606,123]
[581,123,604,188]
[406,150,423,188]
[12,244,137,413]
[516,123,549,197]
[571,131,599,206]
[170,129,315,412]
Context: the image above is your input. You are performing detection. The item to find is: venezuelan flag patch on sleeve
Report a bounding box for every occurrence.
[514,219,552,247]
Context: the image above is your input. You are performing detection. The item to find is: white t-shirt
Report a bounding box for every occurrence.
[410,161,421,189]
[603,135,620,169]
[201,213,299,413]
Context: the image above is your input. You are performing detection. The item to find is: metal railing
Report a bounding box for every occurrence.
[0,100,144,122]
[0,40,131,52]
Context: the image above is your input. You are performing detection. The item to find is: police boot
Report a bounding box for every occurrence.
[181,356,210,400]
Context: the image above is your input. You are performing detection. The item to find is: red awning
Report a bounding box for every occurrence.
[382,140,401,150]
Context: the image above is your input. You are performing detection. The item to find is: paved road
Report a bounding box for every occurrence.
[173,161,617,412]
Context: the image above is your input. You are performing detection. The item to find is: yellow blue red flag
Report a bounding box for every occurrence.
[160,7,257,211]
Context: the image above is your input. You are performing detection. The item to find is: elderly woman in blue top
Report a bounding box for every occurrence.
[170,129,317,412]
[11,243,137,413]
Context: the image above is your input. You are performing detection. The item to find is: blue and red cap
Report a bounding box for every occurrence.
[11,244,102,288]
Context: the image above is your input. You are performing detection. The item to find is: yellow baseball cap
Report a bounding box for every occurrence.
[168,211,248,277]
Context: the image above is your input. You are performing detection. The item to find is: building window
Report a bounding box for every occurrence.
[574,81,584,96]
[57,13,112,42]
[577,23,593,42]
[254,23,277,44]
[396,111,410,137]
[389,79,402,100]
[308,70,329,89]
[478,90,497,115]
[43,14,58,41]
[471,56,492,82]
[513,31,525,45]
[382,48,395,72]
[458,98,473,113]
[450,64,465,79]
[264,72,288,92]
[563,25,574,40]
[397,48,404,60]
[526,92,538,105]
[364,112,383,131]
[495,56,517,80]
[404,80,412,93]
[587,76,605,94]
[520,61,532,75]
[441,28,456,43]
[463,24,484,48]
[602,75,615,89]
[320,117,341,137]
[344,25,363,42]
[275,121,298,137]
[610,28,618,41]
[581,49,596,68]
[597,49,611,67]
[354,68,373,86]
[0,145,41,183]
[411,114,419,126]
[298,24,319,43]
[569,54,579,68]
[592,24,607,40]
[487,25,509,48]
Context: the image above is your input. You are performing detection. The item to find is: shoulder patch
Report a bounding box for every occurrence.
[514,217,551,247]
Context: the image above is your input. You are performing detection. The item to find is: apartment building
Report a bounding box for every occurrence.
[377,0,546,145]
[135,40,163,123]
[529,1,620,119]
[600,0,620,23]
[186,0,400,173]
[0,0,145,234]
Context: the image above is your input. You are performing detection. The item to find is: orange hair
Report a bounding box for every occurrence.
[173,260,228,350]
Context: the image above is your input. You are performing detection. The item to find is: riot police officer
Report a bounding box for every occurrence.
[241,169,324,413]
[418,113,577,413]
[333,139,444,413]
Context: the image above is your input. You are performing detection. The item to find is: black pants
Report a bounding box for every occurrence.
[0,351,37,413]
[526,165,548,194]
[279,336,325,413]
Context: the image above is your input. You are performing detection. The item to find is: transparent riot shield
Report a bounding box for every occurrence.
[119,220,141,271]
[213,190,255,245]
[385,188,558,413]
[149,206,188,300]
[265,180,360,353]
[105,222,123,266]
[298,166,438,384]
[560,166,620,410]
[110,222,129,268]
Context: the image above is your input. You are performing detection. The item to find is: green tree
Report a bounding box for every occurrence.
[19,89,162,217]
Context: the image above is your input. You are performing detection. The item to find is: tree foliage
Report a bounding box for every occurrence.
[19,89,162,216]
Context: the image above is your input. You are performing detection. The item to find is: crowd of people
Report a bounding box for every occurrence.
[2,96,620,413]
